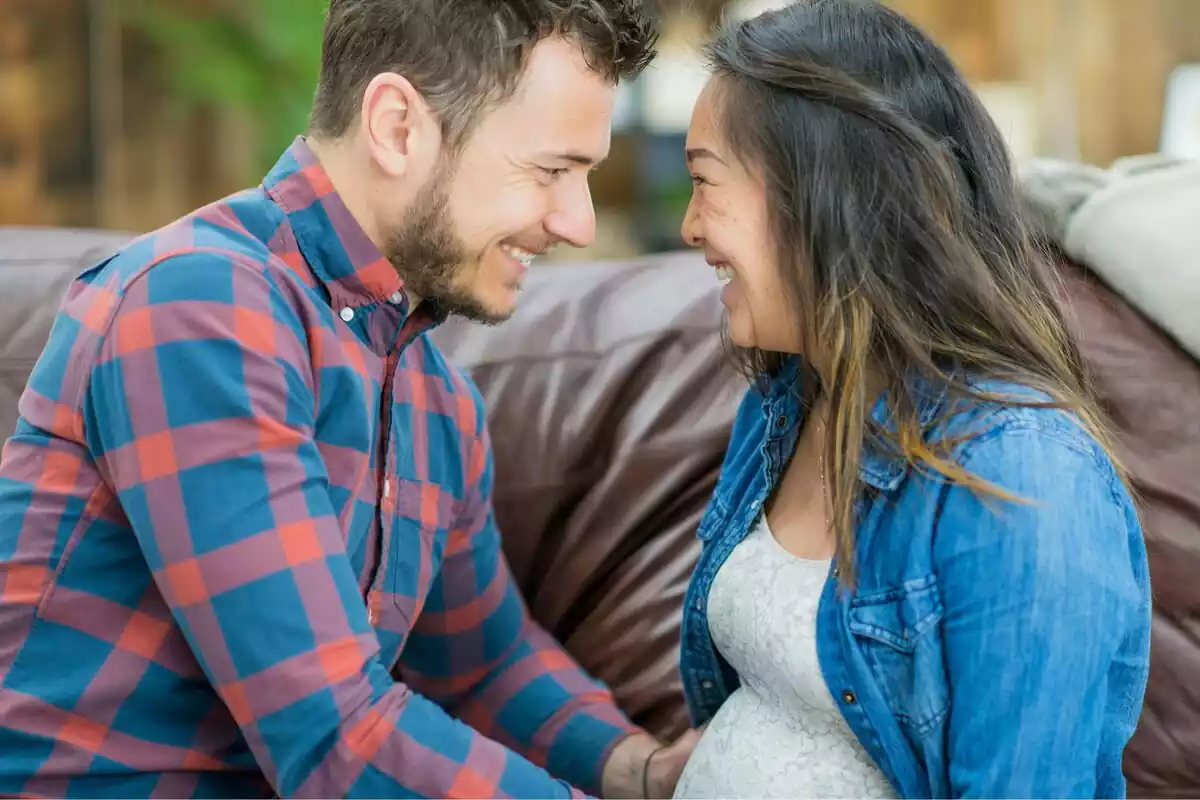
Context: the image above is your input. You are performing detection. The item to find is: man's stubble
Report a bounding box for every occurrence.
[382,159,508,326]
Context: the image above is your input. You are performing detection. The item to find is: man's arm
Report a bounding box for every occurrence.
[83,251,580,799]
[396,383,654,796]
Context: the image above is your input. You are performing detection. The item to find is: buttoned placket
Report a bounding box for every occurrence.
[365,296,429,634]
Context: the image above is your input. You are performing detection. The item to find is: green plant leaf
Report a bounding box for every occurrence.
[120,0,326,177]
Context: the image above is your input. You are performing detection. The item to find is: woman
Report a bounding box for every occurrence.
[671,2,1151,798]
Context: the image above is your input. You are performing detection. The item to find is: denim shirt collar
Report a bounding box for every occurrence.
[758,356,949,491]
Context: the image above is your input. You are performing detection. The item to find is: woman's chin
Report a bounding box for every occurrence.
[726,317,756,349]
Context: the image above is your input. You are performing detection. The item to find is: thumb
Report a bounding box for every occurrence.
[667,726,704,755]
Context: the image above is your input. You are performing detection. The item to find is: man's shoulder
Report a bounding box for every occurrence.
[47,189,320,364]
[91,188,289,294]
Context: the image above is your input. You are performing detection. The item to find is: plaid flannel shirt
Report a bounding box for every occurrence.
[0,138,637,798]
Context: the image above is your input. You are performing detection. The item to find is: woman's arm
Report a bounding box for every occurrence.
[933,422,1151,798]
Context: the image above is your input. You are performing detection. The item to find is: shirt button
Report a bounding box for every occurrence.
[339,307,355,322]
[701,680,715,690]
[842,690,857,705]
[389,291,404,305]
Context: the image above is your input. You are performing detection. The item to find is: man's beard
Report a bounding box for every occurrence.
[382,169,509,325]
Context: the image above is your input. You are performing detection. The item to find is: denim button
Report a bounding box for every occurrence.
[842,690,857,705]
[776,415,788,428]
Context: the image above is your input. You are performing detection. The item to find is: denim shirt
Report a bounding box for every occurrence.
[679,359,1151,798]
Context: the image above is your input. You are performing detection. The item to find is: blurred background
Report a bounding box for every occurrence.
[2,0,1200,259]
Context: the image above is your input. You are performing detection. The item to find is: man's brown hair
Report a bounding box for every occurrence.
[309,0,659,146]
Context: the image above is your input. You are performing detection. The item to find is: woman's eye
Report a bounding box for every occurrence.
[541,167,568,180]
[690,174,708,186]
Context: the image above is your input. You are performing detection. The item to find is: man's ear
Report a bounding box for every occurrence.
[360,72,441,178]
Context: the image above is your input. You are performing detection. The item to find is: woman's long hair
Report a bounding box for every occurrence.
[707,0,1123,584]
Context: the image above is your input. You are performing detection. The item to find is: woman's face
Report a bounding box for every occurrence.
[681,79,799,353]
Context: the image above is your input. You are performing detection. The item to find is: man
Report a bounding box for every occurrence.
[0,1,699,796]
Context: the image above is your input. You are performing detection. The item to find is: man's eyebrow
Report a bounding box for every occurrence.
[540,151,605,167]
[686,147,727,166]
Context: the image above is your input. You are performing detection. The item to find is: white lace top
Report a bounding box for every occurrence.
[673,515,896,799]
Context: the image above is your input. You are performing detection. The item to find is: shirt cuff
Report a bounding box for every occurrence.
[546,711,643,797]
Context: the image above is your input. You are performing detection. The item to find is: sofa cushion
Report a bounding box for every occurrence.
[1023,156,1200,363]
[431,253,743,738]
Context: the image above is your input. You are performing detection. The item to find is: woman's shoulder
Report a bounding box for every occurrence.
[915,378,1141,543]
[936,378,1115,472]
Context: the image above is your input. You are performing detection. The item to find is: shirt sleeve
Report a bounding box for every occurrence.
[397,378,640,797]
[932,422,1151,798]
[82,251,580,799]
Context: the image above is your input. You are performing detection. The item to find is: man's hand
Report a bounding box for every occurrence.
[644,727,703,798]
[601,728,704,799]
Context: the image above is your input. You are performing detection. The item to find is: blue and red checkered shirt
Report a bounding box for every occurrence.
[0,138,637,798]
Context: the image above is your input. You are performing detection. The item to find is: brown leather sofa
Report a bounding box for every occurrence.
[2,210,1197,796]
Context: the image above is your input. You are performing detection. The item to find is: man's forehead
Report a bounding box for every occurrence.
[491,43,616,162]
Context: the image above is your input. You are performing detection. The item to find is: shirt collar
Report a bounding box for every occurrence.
[763,355,949,491]
[858,381,947,491]
[263,136,407,310]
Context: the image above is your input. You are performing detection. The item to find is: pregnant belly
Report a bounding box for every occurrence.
[673,687,896,799]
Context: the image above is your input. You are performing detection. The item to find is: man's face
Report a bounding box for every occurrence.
[384,36,616,323]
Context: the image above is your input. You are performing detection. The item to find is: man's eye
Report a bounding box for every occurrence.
[690,174,708,186]
[541,167,569,180]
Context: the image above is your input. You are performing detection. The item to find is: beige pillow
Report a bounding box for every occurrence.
[1062,157,1200,362]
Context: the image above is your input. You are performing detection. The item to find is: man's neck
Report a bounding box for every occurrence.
[305,135,389,256]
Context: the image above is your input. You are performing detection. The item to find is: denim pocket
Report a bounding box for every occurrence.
[848,574,949,735]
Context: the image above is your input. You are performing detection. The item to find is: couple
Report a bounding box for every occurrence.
[0,0,1151,798]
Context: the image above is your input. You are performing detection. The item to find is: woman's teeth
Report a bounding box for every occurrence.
[501,244,537,267]
[715,265,734,284]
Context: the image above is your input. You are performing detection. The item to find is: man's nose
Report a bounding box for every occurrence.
[544,175,597,249]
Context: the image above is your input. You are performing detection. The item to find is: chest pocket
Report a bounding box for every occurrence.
[848,575,949,736]
[380,479,456,632]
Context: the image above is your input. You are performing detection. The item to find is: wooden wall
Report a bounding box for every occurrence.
[0,0,253,231]
[887,0,1200,165]
[1,1,1198,229]
[0,0,94,225]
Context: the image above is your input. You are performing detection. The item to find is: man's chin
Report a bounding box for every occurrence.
[459,307,513,326]
[435,288,518,326]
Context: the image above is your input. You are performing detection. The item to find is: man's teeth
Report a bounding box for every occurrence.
[501,244,537,267]
[715,265,734,284]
